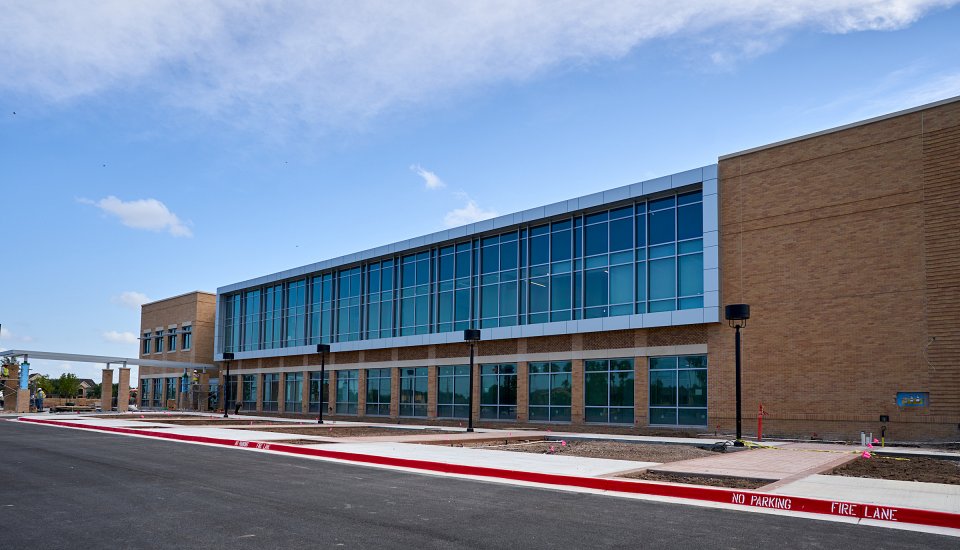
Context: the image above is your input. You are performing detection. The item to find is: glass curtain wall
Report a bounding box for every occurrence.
[220,190,703,352]
[528,361,572,422]
[308,371,329,413]
[365,368,391,416]
[262,373,279,412]
[284,372,303,412]
[399,367,428,417]
[584,359,634,424]
[479,364,517,420]
[437,365,470,418]
[649,355,707,426]
[335,369,358,414]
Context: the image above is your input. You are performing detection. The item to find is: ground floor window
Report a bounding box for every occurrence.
[285,372,303,412]
[242,374,257,411]
[336,369,358,415]
[437,365,470,419]
[480,363,517,420]
[152,379,162,407]
[399,367,428,417]
[365,368,391,416]
[262,373,279,412]
[649,355,707,426]
[140,379,149,406]
[208,380,219,410]
[165,377,177,403]
[308,371,329,413]
[584,358,634,424]
[528,361,571,422]
[225,376,238,411]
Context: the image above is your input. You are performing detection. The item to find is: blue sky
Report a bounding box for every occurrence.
[2,1,960,383]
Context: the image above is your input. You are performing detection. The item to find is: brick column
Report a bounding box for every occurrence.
[328,371,337,415]
[255,375,263,413]
[117,367,131,412]
[16,388,30,413]
[470,362,480,426]
[357,369,367,418]
[277,372,286,414]
[634,356,647,427]
[571,359,584,425]
[198,372,210,412]
[301,371,310,414]
[101,369,114,412]
[427,367,437,418]
[389,368,400,418]
[516,362,529,422]
[2,364,19,412]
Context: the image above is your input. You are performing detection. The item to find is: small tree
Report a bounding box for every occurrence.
[58,373,81,400]
[35,375,56,396]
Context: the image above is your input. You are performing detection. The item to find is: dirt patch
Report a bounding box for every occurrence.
[828,456,960,485]
[131,419,309,426]
[252,439,332,446]
[623,471,768,489]
[454,440,716,463]
[251,426,456,437]
[94,414,204,419]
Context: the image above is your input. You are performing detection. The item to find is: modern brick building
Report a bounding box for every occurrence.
[143,97,960,441]
[138,291,218,410]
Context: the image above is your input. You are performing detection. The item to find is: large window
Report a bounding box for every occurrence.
[308,371,329,413]
[399,367,428,417]
[165,377,177,402]
[155,331,164,354]
[152,378,162,407]
[365,368,391,416]
[167,328,177,352]
[285,280,307,347]
[528,361,571,422]
[437,365,470,419]
[480,363,517,420]
[140,380,149,406]
[336,369,358,414]
[225,376,238,411]
[262,373,279,412]
[649,355,707,426]
[285,372,303,413]
[584,358,634,424]
[241,374,257,411]
[219,189,705,352]
[181,325,192,351]
[142,332,151,354]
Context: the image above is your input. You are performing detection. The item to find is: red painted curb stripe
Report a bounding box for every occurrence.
[19,417,960,530]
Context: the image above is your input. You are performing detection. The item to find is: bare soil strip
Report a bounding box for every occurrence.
[251,439,333,446]
[131,419,310,426]
[829,456,960,485]
[251,426,456,437]
[452,440,716,463]
[622,471,769,489]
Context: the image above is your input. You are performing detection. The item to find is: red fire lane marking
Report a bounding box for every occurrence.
[18,417,960,530]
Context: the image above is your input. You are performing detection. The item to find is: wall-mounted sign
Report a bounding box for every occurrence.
[896,392,929,407]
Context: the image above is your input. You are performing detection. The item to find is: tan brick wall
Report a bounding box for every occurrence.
[516,362,529,422]
[357,368,367,417]
[398,346,429,361]
[715,99,960,440]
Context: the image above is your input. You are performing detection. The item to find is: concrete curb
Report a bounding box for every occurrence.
[18,417,960,531]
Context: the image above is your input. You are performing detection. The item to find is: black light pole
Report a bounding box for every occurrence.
[222,352,234,418]
[464,329,481,433]
[724,304,750,446]
[316,344,330,424]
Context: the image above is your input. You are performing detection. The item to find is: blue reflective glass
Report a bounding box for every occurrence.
[585,211,607,224]
[455,250,471,278]
[585,268,608,307]
[649,196,675,211]
[678,254,703,297]
[530,235,549,265]
[609,217,632,252]
[649,259,676,300]
[649,208,675,245]
[609,264,632,305]
[551,273,571,312]
[481,285,498,318]
[551,230,571,261]
[500,240,517,270]
[500,282,517,317]
[584,223,607,256]
[677,204,702,241]
[482,245,499,273]
[439,254,454,280]
[678,191,702,205]
[529,277,548,312]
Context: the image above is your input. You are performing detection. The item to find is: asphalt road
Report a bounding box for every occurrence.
[0,420,955,549]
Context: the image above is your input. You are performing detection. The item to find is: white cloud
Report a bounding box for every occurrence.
[80,196,192,237]
[410,164,446,190]
[102,331,139,344]
[0,327,33,343]
[444,198,498,228]
[2,2,954,131]
[112,290,152,310]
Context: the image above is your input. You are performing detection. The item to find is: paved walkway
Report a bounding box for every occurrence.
[648,447,858,481]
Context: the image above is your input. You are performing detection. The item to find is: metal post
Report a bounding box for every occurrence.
[222,353,233,418]
[734,325,743,446]
[467,341,475,433]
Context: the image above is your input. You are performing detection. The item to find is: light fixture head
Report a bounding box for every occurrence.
[222,352,235,360]
[463,329,481,342]
[316,344,331,354]
[724,304,750,328]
